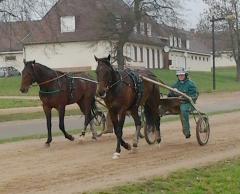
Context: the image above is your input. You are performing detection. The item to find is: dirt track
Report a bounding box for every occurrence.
[1,111,240,194]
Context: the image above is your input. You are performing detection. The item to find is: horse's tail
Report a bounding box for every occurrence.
[144,103,154,127]
[144,84,160,127]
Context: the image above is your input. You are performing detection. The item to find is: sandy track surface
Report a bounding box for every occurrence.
[1,111,240,194]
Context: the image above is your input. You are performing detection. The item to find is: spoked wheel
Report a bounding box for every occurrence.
[144,124,156,145]
[196,115,210,146]
[93,111,106,135]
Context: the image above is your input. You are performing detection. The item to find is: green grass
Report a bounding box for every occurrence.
[0,99,41,109]
[0,76,38,96]
[153,67,240,94]
[92,158,240,194]
[0,67,239,97]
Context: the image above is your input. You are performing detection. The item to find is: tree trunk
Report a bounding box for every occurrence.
[236,59,240,81]
[134,0,141,32]
[116,41,125,70]
[162,52,170,69]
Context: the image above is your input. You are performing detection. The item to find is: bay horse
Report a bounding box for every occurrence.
[20,60,98,145]
[95,55,161,159]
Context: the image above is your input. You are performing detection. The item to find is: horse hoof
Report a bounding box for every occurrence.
[45,142,51,147]
[133,142,138,148]
[112,152,120,159]
[156,138,161,144]
[126,143,132,151]
[67,135,75,141]
[92,136,97,141]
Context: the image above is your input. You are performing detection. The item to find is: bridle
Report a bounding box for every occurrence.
[97,60,130,94]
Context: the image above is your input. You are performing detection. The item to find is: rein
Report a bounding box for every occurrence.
[32,73,67,87]
[106,71,130,91]
[32,74,98,87]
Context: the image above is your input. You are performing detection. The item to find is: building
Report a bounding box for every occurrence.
[0,0,233,73]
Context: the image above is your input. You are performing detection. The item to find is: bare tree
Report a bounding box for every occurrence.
[198,0,240,81]
[97,0,184,69]
[0,0,57,21]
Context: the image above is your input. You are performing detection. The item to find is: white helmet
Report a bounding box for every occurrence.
[176,68,188,76]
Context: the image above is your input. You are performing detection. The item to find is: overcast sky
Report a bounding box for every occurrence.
[183,0,208,29]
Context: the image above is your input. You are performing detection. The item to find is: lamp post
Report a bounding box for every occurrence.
[184,51,188,70]
[210,16,225,90]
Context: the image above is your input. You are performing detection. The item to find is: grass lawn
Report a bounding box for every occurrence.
[93,158,240,194]
[0,99,41,109]
[0,76,39,96]
[0,67,239,97]
[153,67,240,94]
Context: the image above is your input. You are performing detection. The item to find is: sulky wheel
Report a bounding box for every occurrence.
[144,124,156,145]
[93,111,106,135]
[196,115,210,146]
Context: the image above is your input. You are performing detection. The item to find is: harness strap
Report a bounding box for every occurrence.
[32,73,67,87]
[125,69,144,107]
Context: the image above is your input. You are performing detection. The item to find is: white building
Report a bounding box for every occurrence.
[0,0,234,73]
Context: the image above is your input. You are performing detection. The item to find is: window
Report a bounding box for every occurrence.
[152,49,155,68]
[140,47,143,62]
[5,56,16,61]
[207,58,209,62]
[199,57,201,61]
[191,56,193,60]
[125,44,131,58]
[178,38,182,48]
[169,35,173,47]
[134,46,138,61]
[133,25,137,33]
[147,23,152,37]
[140,22,145,35]
[195,56,197,60]
[147,48,150,68]
[157,49,160,68]
[186,40,190,49]
[203,57,205,61]
[60,16,75,33]
[174,37,178,47]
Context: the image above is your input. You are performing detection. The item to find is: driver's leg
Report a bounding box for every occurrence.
[180,103,192,138]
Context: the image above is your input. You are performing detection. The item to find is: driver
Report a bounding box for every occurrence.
[168,68,199,138]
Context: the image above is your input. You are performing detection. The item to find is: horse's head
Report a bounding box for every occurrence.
[20,59,36,93]
[95,54,114,98]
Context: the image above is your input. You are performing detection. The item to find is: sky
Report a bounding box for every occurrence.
[183,0,209,29]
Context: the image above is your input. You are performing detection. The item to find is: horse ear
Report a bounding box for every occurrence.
[23,59,26,65]
[33,60,36,64]
[107,54,111,61]
[94,55,98,62]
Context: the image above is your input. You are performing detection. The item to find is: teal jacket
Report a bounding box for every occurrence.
[168,79,199,102]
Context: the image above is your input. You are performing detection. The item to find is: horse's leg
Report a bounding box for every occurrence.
[154,114,161,144]
[89,119,97,140]
[58,106,74,141]
[43,105,52,145]
[130,108,142,148]
[109,110,131,159]
[77,100,97,139]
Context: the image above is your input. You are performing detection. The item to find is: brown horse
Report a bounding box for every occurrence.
[20,60,98,145]
[95,55,161,159]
